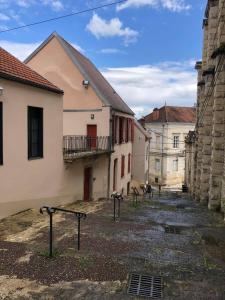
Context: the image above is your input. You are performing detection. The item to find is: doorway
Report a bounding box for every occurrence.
[87,125,97,150]
[113,158,118,191]
[84,167,92,201]
[127,182,130,195]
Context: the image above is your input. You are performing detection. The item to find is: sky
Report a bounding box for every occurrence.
[0,0,207,118]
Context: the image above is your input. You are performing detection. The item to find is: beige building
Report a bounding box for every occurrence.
[0,47,67,219]
[185,0,225,215]
[25,32,134,197]
[141,106,196,187]
[131,120,151,188]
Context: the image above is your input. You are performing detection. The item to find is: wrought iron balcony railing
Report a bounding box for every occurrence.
[63,135,111,160]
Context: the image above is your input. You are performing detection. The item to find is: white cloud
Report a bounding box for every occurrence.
[0,0,63,10]
[100,48,125,54]
[86,13,138,46]
[102,61,197,118]
[0,25,9,31]
[0,13,10,21]
[41,0,64,11]
[0,40,40,61]
[117,0,191,12]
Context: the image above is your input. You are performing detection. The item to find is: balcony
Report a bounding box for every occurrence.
[63,135,112,162]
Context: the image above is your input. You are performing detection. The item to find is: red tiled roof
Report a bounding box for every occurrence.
[0,47,63,94]
[143,106,196,123]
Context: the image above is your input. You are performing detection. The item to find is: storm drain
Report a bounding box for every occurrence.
[164,225,181,234]
[127,273,163,298]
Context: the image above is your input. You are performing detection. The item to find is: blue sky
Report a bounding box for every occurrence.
[0,0,207,117]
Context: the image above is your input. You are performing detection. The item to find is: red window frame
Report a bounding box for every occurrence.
[128,153,131,173]
[121,155,125,178]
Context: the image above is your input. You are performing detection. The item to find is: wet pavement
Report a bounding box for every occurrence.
[0,191,225,299]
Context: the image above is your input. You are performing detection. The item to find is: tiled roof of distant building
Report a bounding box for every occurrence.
[142,105,196,123]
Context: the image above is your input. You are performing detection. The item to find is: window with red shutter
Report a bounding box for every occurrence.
[119,117,124,144]
[131,120,134,142]
[128,153,131,173]
[121,155,125,178]
[126,118,129,143]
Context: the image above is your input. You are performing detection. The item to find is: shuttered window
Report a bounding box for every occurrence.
[121,155,125,178]
[128,153,131,173]
[0,102,2,165]
[28,106,43,159]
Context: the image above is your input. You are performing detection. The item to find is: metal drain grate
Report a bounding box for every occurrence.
[127,273,163,298]
[164,225,181,234]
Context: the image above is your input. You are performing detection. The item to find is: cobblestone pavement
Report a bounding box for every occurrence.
[0,191,225,299]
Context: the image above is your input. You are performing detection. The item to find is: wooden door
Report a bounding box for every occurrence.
[87,125,97,149]
[84,167,92,201]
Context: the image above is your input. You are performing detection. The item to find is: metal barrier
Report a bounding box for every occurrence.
[111,192,123,221]
[40,206,87,257]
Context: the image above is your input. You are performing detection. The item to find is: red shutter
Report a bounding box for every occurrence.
[126,118,129,143]
[131,120,134,142]
[112,116,115,145]
[128,153,131,173]
[115,116,118,144]
[119,118,123,144]
[121,155,125,178]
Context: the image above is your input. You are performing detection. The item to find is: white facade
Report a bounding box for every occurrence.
[145,122,195,187]
[132,121,151,188]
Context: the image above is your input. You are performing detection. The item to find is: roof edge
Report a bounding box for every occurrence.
[0,71,64,94]
[24,32,134,115]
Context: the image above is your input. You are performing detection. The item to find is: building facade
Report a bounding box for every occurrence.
[25,32,134,198]
[141,106,196,187]
[131,120,151,188]
[0,47,66,218]
[185,0,225,215]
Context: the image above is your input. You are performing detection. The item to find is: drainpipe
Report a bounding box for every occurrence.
[107,107,112,199]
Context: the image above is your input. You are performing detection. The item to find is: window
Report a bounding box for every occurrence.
[28,106,43,159]
[121,155,125,178]
[156,135,160,149]
[155,159,160,171]
[173,159,178,171]
[128,153,131,173]
[119,117,124,144]
[173,135,179,148]
[0,102,2,165]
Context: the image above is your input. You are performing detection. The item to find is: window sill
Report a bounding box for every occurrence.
[28,156,44,161]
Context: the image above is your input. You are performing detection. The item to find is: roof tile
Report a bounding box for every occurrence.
[0,47,63,94]
[142,106,196,123]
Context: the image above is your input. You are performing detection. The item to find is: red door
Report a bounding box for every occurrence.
[87,125,97,149]
[84,167,92,201]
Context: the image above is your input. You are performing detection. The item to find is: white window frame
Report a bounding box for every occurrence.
[173,135,179,148]
[155,158,160,172]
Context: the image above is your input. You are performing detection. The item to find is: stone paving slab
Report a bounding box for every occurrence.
[0,192,225,299]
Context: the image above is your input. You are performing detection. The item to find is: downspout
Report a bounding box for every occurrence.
[107,107,112,199]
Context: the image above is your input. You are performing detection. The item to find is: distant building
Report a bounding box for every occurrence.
[141,105,196,187]
[131,120,151,189]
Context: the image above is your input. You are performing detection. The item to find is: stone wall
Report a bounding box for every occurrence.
[186,0,225,216]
